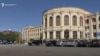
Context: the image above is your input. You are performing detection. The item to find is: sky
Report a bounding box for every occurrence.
[0,0,100,32]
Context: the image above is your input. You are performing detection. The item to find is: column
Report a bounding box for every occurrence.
[53,14,56,27]
[43,15,45,29]
[70,12,72,27]
[83,31,85,39]
[77,15,79,27]
[90,16,93,39]
[47,15,50,28]
[96,12,99,39]
[77,31,80,39]
[61,13,64,26]
[43,32,45,40]
[47,31,50,40]
[42,15,45,40]
[61,30,64,39]
[53,31,56,39]
[69,31,73,39]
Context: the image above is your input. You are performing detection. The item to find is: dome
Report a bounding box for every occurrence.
[43,7,92,15]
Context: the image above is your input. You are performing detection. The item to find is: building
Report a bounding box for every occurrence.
[22,26,42,42]
[42,7,100,40]
[85,12,100,39]
[22,7,100,41]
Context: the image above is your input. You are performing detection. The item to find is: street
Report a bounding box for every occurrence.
[0,44,100,56]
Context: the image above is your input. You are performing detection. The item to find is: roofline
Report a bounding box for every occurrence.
[42,6,92,15]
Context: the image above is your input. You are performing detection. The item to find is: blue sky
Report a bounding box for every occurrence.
[0,0,100,32]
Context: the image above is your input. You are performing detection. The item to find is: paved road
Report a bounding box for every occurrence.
[0,44,100,56]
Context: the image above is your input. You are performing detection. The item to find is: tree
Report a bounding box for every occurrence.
[0,30,21,43]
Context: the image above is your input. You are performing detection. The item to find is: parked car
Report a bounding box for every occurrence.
[77,40,89,47]
[89,39,100,47]
[56,40,67,47]
[45,40,57,46]
[65,39,79,47]
[28,40,42,46]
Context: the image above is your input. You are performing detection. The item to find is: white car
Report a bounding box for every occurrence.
[56,40,67,46]
[66,39,79,47]
[56,39,79,47]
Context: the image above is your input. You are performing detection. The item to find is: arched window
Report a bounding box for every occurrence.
[45,17,47,27]
[49,16,53,27]
[56,15,60,26]
[80,16,83,26]
[64,15,69,25]
[73,15,77,26]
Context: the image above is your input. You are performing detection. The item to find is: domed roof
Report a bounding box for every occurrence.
[43,7,92,15]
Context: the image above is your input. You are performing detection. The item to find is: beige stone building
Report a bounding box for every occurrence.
[86,12,100,39]
[22,26,42,42]
[42,7,100,40]
[22,7,100,41]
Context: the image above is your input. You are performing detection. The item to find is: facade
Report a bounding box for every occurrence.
[86,13,100,39]
[22,26,42,42]
[42,7,100,40]
[21,7,100,41]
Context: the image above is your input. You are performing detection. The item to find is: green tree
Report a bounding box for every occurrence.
[0,30,21,43]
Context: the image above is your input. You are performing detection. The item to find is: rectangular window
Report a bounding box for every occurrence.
[73,31,77,39]
[80,31,83,39]
[92,18,96,22]
[45,18,47,27]
[99,17,100,21]
[50,32,53,39]
[93,25,96,29]
[99,24,100,29]
[56,31,61,39]
[93,32,97,37]
[45,32,47,39]
[85,19,89,24]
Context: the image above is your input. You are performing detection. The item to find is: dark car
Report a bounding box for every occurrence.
[77,40,89,47]
[28,40,42,46]
[89,39,100,47]
[45,40,57,46]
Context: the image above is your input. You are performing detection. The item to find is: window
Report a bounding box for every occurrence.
[64,30,69,39]
[85,19,89,24]
[92,18,96,22]
[99,24,100,29]
[49,16,53,27]
[85,26,89,29]
[64,15,69,25]
[50,32,53,39]
[80,31,83,39]
[93,32,97,37]
[45,17,47,27]
[80,16,83,26]
[93,25,96,29]
[56,31,61,39]
[73,31,77,39]
[56,15,60,26]
[99,17,100,21]
[45,32,47,39]
[73,15,77,26]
